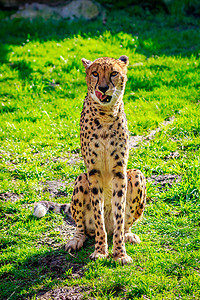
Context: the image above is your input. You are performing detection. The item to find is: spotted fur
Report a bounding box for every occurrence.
[34,169,146,258]
[34,56,146,265]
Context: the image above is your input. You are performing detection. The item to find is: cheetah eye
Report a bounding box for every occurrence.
[92,71,98,77]
[111,71,118,77]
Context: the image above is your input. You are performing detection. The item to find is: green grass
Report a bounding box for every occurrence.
[0,8,200,300]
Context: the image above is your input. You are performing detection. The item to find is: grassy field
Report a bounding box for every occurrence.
[0,8,200,300]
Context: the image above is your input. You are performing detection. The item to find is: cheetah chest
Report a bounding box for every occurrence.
[88,127,126,176]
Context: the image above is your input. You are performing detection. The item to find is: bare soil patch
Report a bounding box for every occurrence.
[129,117,175,149]
[0,192,22,202]
[43,180,69,198]
[52,152,83,165]
[34,253,84,279]
[31,252,90,300]
[37,285,92,300]
[37,222,76,249]
[147,174,182,189]
[66,153,83,165]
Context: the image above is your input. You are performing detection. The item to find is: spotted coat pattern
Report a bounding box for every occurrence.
[65,56,146,265]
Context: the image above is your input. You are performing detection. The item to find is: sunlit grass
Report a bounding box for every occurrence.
[0,8,200,300]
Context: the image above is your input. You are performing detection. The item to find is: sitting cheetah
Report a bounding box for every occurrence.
[34,169,146,251]
[34,56,146,265]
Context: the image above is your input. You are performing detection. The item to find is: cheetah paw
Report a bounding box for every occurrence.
[125,232,141,244]
[65,237,85,252]
[90,251,109,261]
[114,254,133,265]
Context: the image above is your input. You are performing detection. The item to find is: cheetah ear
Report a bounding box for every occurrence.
[118,55,129,66]
[81,58,92,69]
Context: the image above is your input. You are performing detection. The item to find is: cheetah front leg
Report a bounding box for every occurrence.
[112,170,133,265]
[88,172,109,260]
[124,169,146,245]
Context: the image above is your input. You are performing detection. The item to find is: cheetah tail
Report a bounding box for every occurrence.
[33,201,70,218]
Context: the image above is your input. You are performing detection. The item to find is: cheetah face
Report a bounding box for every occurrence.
[82,56,129,106]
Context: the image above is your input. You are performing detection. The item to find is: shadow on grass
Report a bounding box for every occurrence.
[0,245,91,300]
[0,10,199,66]
[0,232,119,299]
[10,60,33,80]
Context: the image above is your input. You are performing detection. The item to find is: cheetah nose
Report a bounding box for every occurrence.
[99,86,109,94]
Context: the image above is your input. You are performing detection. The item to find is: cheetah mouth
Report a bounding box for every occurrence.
[95,91,112,103]
[100,95,112,103]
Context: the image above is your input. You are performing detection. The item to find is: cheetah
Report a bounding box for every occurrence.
[34,56,146,265]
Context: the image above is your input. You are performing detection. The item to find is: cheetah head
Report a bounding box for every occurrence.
[81,56,129,106]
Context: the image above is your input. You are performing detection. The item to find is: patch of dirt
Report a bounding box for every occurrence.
[128,135,144,148]
[163,151,180,160]
[40,177,76,199]
[37,222,76,249]
[0,192,22,202]
[129,116,175,149]
[36,253,84,278]
[55,222,76,237]
[147,174,182,189]
[43,180,69,198]
[32,251,90,300]
[37,285,92,300]
[66,153,83,165]
[51,152,83,165]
